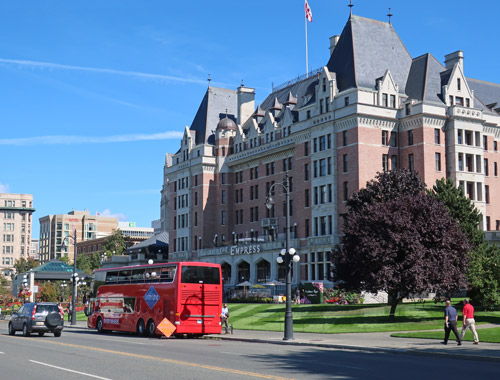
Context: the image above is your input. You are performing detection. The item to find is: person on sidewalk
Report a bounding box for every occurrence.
[461,298,479,345]
[221,303,229,334]
[442,300,462,346]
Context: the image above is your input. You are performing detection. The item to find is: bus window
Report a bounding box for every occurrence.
[131,268,145,283]
[145,268,160,283]
[123,297,136,313]
[106,271,119,283]
[160,266,176,282]
[118,269,132,283]
[181,266,220,284]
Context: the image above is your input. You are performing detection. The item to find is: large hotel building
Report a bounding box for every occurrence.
[160,14,500,290]
[0,193,35,274]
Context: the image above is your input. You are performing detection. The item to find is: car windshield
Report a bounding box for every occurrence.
[36,304,59,314]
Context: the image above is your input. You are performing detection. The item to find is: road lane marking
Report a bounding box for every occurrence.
[30,360,112,380]
[96,337,147,345]
[3,336,293,380]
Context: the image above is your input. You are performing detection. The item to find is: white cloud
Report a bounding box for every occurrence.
[0,183,10,193]
[0,131,184,146]
[0,57,208,86]
[98,209,127,221]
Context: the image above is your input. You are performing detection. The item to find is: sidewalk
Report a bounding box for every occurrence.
[59,321,500,363]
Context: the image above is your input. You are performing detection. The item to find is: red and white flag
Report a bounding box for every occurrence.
[305,0,312,22]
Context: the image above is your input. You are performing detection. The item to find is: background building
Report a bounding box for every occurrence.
[38,210,118,263]
[0,193,35,273]
[161,13,500,292]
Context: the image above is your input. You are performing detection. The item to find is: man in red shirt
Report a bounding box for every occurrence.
[461,299,479,344]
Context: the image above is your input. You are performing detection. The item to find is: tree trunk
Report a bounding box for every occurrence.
[388,291,399,321]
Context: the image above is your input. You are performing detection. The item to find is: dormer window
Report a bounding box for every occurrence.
[322,78,326,92]
[456,97,464,106]
[382,93,388,107]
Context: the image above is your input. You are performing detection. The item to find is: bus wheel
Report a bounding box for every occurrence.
[147,319,156,337]
[96,318,104,333]
[137,319,146,336]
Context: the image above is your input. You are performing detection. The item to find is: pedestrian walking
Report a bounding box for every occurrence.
[461,299,479,344]
[221,303,229,334]
[442,299,462,346]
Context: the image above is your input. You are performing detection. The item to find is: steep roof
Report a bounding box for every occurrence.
[468,78,500,113]
[406,53,445,104]
[189,86,238,145]
[327,15,412,92]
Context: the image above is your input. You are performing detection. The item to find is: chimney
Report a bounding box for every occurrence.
[329,35,340,56]
[444,50,464,71]
[237,85,255,126]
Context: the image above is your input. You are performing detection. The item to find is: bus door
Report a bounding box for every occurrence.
[163,300,172,323]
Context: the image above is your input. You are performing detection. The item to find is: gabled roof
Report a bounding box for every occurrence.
[326,15,412,92]
[468,78,500,113]
[406,53,445,104]
[131,231,169,250]
[189,86,238,145]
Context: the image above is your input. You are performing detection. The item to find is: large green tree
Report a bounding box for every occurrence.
[332,170,470,318]
[102,229,130,255]
[13,257,38,274]
[428,178,484,248]
[76,252,103,275]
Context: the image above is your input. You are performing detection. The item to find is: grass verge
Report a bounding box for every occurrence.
[391,327,500,343]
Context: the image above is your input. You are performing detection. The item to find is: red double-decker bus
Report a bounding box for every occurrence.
[87,261,222,338]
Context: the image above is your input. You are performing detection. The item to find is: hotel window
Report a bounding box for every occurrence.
[408,154,414,172]
[495,141,498,151]
[495,162,498,177]
[326,97,330,112]
[391,155,398,171]
[304,163,310,181]
[221,173,226,184]
[390,94,396,108]
[434,129,440,144]
[476,155,482,173]
[319,99,324,114]
[322,78,326,91]
[485,159,489,176]
[313,138,318,153]
[328,184,333,203]
[457,130,463,144]
[328,157,332,175]
[390,132,397,147]
[314,187,318,205]
[458,154,464,171]
[313,161,318,177]
[485,185,490,204]
[343,154,348,173]
[307,110,311,119]
[457,78,461,91]
[483,136,488,150]
[435,153,441,171]
[486,216,491,231]
[344,97,349,106]
[319,159,326,176]
[319,136,326,151]
[476,183,482,202]
[221,190,226,204]
[405,103,411,115]
[305,141,309,156]
[343,130,348,146]
[408,130,414,146]
[343,182,348,201]
[382,154,388,172]
[382,130,389,146]
[305,189,310,207]
[496,220,500,231]
[475,132,481,147]
[382,93,388,107]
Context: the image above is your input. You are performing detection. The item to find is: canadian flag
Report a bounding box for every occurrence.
[305,0,312,22]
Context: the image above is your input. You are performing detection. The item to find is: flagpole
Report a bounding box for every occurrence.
[305,4,308,77]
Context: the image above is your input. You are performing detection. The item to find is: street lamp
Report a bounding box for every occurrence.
[61,281,68,302]
[22,275,28,304]
[265,171,300,341]
[61,227,78,326]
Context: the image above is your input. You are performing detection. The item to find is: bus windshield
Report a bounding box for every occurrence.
[181,265,220,284]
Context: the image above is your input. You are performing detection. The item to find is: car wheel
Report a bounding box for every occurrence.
[22,324,30,337]
[54,331,62,337]
[45,312,62,328]
[96,318,104,333]
[137,319,145,337]
[147,319,156,337]
[8,322,15,336]
[38,332,45,337]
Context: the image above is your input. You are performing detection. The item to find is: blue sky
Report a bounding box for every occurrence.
[1,1,499,239]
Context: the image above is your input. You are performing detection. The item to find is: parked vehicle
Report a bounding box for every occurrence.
[8,302,64,337]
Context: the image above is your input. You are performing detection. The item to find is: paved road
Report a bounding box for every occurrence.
[1,322,500,379]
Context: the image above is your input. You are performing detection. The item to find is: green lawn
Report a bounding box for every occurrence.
[391,327,500,343]
[227,302,500,334]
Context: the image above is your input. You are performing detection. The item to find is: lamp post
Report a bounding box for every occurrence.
[61,281,68,302]
[265,171,300,341]
[62,227,78,325]
[22,275,28,304]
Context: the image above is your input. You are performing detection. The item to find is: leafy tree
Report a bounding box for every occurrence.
[59,255,70,264]
[332,171,470,319]
[38,281,58,302]
[0,273,10,300]
[467,243,500,308]
[428,178,484,248]
[76,252,103,275]
[347,169,425,213]
[102,229,128,255]
[13,257,38,274]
